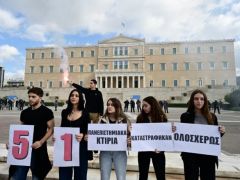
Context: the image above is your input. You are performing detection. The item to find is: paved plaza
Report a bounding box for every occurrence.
[0,107,240,179]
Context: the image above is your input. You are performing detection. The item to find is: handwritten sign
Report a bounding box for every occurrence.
[7,125,34,166]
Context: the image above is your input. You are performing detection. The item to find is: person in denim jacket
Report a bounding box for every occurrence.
[99,98,131,180]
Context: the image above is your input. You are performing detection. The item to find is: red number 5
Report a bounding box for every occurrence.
[12,130,29,160]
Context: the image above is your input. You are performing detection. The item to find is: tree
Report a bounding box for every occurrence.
[224,88,240,107]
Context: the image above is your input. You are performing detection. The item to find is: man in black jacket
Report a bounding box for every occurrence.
[69,79,104,123]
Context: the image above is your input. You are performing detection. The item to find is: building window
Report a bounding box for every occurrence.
[173,80,178,87]
[162,80,166,87]
[90,64,94,72]
[124,47,128,55]
[104,64,108,70]
[150,80,153,87]
[113,61,128,69]
[91,50,95,57]
[186,80,190,87]
[198,79,203,87]
[30,66,34,73]
[119,47,123,55]
[211,80,216,86]
[119,61,123,69]
[173,63,178,71]
[197,62,202,71]
[51,52,54,59]
[60,68,64,73]
[31,53,35,59]
[222,46,226,53]
[134,63,139,70]
[173,48,176,55]
[40,66,44,73]
[197,47,201,54]
[114,61,118,69]
[41,52,44,59]
[134,49,138,55]
[81,51,84,58]
[39,81,42,88]
[149,63,154,71]
[49,66,54,73]
[161,48,164,55]
[223,61,228,69]
[79,65,84,72]
[104,49,108,56]
[210,46,213,53]
[30,82,33,86]
[114,47,118,56]
[49,81,53,88]
[223,80,228,87]
[69,65,74,72]
[184,62,190,71]
[124,61,128,69]
[209,62,215,70]
[71,51,74,58]
[150,49,154,55]
[160,63,166,71]
[185,48,188,54]
[59,81,62,88]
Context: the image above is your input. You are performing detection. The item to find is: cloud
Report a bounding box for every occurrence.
[1,0,239,42]
[0,45,20,62]
[236,68,240,76]
[0,8,23,31]
[4,70,24,81]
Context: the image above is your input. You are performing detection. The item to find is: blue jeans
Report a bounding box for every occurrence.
[11,166,41,180]
[100,151,127,180]
[59,142,88,180]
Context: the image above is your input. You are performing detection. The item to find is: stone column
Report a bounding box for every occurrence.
[127,76,129,88]
[100,76,102,89]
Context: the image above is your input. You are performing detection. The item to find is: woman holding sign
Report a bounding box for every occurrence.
[180,89,225,180]
[137,96,168,180]
[59,89,90,180]
[99,98,131,180]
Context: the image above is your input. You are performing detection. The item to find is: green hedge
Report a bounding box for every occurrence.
[43,102,65,106]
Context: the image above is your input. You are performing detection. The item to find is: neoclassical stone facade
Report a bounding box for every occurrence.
[24,34,236,101]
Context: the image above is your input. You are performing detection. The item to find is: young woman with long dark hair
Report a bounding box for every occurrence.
[180,89,225,180]
[59,89,90,180]
[137,96,167,180]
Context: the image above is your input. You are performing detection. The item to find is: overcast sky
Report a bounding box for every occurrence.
[0,0,240,81]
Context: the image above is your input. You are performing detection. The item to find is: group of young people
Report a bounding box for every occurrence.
[8,79,225,180]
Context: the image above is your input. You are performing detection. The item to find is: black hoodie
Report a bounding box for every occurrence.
[72,83,104,115]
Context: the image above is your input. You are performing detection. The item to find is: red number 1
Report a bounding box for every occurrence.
[12,130,29,160]
[61,133,73,161]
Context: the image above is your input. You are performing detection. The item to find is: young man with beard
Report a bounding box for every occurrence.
[10,87,55,180]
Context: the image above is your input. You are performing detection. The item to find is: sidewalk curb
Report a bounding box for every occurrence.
[1,144,240,179]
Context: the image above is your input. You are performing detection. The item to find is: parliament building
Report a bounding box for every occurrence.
[24,34,236,102]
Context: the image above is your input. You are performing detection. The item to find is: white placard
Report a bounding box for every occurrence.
[88,124,128,151]
[53,127,80,167]
[174,123,221,156]
[7,125,34,166]
[131,123,174,152]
